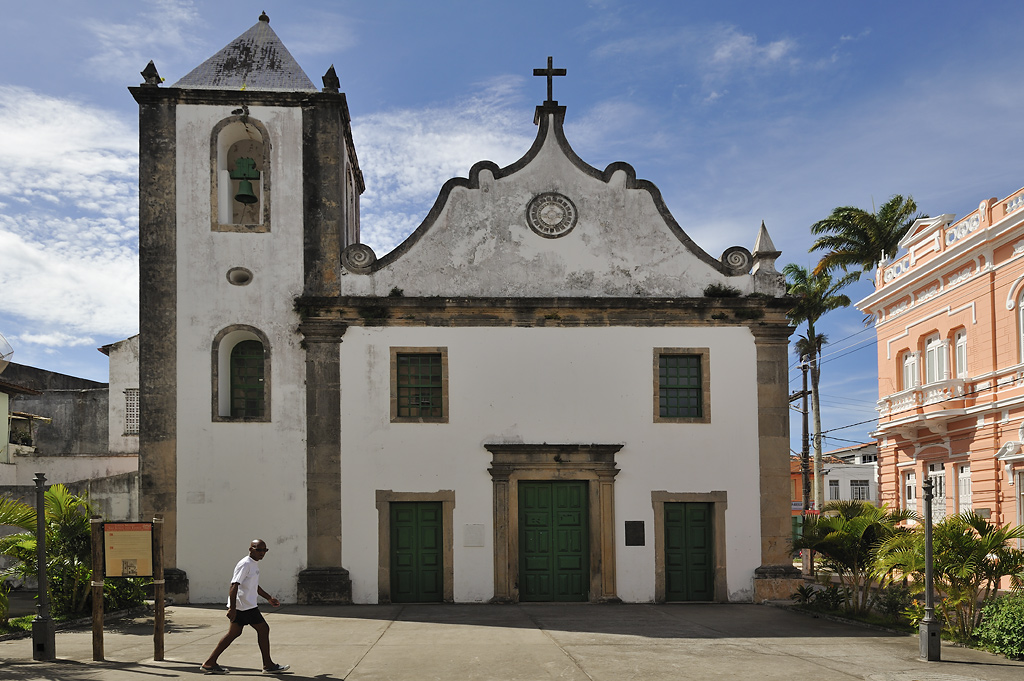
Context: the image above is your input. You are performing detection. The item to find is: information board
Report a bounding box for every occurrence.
[103,522,153,577]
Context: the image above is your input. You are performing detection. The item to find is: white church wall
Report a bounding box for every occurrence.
[339,324,761,603]
[107,335,139,455]
[173,104,309,602]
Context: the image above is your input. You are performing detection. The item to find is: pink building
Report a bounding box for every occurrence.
[857,187,1024,535]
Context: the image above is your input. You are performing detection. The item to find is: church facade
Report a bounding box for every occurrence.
[131,14,798,605]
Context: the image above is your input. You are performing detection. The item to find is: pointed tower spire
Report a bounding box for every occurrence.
[172,12,316,91]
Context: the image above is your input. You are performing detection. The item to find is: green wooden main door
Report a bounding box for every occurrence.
[390,502,443,603]
[519,481,589,602]
[664,502,714,601]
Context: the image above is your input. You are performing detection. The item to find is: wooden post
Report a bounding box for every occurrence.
[153,515,165,661]
[90,516,104,661]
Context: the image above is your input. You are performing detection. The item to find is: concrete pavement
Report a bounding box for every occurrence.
[3,602,1024,680]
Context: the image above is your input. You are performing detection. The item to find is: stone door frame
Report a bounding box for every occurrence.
[651,490,729,603]
[375,489,455,603]
[486,444,621,603]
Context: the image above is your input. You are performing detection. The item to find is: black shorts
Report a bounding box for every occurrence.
[231,608,266,627]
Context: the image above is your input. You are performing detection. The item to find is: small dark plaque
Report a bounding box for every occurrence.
[976,507,991,519]
[624,521,645,546]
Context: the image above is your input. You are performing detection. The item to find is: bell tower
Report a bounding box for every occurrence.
[131,12,363,604]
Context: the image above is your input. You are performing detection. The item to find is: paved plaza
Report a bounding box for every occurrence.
[3,602,1024,680]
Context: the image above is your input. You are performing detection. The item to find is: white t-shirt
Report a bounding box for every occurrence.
[228,555,260,611]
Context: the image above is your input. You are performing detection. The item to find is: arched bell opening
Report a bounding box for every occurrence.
[211,116,272,231]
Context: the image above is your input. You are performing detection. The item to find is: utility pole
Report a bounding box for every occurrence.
[789,357,812,576]
[811,353,823,515]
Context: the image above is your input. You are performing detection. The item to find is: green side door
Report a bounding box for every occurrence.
[664,502,714,601]
[519,481,589,602]
[390,501,443,603]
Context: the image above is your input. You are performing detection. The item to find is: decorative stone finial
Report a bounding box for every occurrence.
[141,61,162,87]
[259,11,269,23]
[322,65,340,93]
[751,221,786,296]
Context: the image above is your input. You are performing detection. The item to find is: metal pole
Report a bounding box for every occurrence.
[90,516,104,661]
[153,515,165,661]
[800,357,812,576]
[920,477,941,660]
[31,472,55,660]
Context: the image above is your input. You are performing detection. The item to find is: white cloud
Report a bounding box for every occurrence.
[13,332,97,348]
[0,86,138,221]
[593,24,806,102]
[284,10,359,58]
[0,86,139,346]
[84,0,202,82]
[352,78,535,255]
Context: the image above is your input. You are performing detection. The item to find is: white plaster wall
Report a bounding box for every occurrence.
[339,325,762,603]
[3,454,137,486]
[341,116,756,299]
[174,104,308,602]
[825,463,879,504]
[107,335,139,455]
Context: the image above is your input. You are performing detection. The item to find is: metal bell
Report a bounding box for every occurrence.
[234,180,258,204]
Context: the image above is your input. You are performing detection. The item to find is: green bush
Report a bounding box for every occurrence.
[874,583,914,623]
[976,593,1024,659]
[812,584,846,611]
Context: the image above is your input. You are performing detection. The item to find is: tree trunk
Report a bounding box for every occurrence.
[811,354,824,511]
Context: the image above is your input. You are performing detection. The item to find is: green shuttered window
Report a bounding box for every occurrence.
[396,352,444,419]
[659,354,702,418]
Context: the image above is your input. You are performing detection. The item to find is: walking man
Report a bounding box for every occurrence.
[201,539,290,674]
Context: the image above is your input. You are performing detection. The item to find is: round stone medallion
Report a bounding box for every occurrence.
[527,192,578,238]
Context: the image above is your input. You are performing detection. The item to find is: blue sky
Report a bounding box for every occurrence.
[2,0,1023,450]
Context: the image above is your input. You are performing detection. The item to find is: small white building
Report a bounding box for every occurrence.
[132,14,800,605]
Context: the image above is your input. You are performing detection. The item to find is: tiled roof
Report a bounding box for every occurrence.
[172,13,316,92]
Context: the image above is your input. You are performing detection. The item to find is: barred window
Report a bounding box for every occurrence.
[391,347,448,423]
[658,355,702,418]
[124,388,139,435]
[851,479,870,501]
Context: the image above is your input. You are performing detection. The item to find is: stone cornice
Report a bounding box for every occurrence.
[294,295,791,329]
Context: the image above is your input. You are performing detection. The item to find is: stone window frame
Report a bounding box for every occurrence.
[653,347,711,424]
[486,443,621,604]
[210,115,272,233]
[650,490,728,603]
[390,347,449,424]
[211,325,272,422]
[374,489,455,604]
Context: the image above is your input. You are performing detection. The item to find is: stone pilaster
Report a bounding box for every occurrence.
[750,322,802,601]
[297,319,349,604]
[129,84,186,602]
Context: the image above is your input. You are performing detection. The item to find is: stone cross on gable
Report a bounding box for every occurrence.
[533,56,566,103]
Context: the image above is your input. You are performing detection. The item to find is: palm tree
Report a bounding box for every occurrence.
[784,264,858,510]
[877,511,1024,642]
[0,485,94,616]
[809,195,919,280]
[792,500,915,614]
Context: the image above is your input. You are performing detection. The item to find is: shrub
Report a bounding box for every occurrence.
[874,583,914,623]
[791,584,815,605]
[812,584,846,611]
[976,593,1024,659]
[703,283,741,298]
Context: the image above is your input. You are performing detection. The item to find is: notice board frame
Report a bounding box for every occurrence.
[102,522,154,578]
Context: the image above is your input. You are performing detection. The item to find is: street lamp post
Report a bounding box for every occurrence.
[32,472,55,660]
[919,477,940,661]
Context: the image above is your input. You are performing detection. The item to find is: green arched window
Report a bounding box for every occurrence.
[230,340,265,418]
